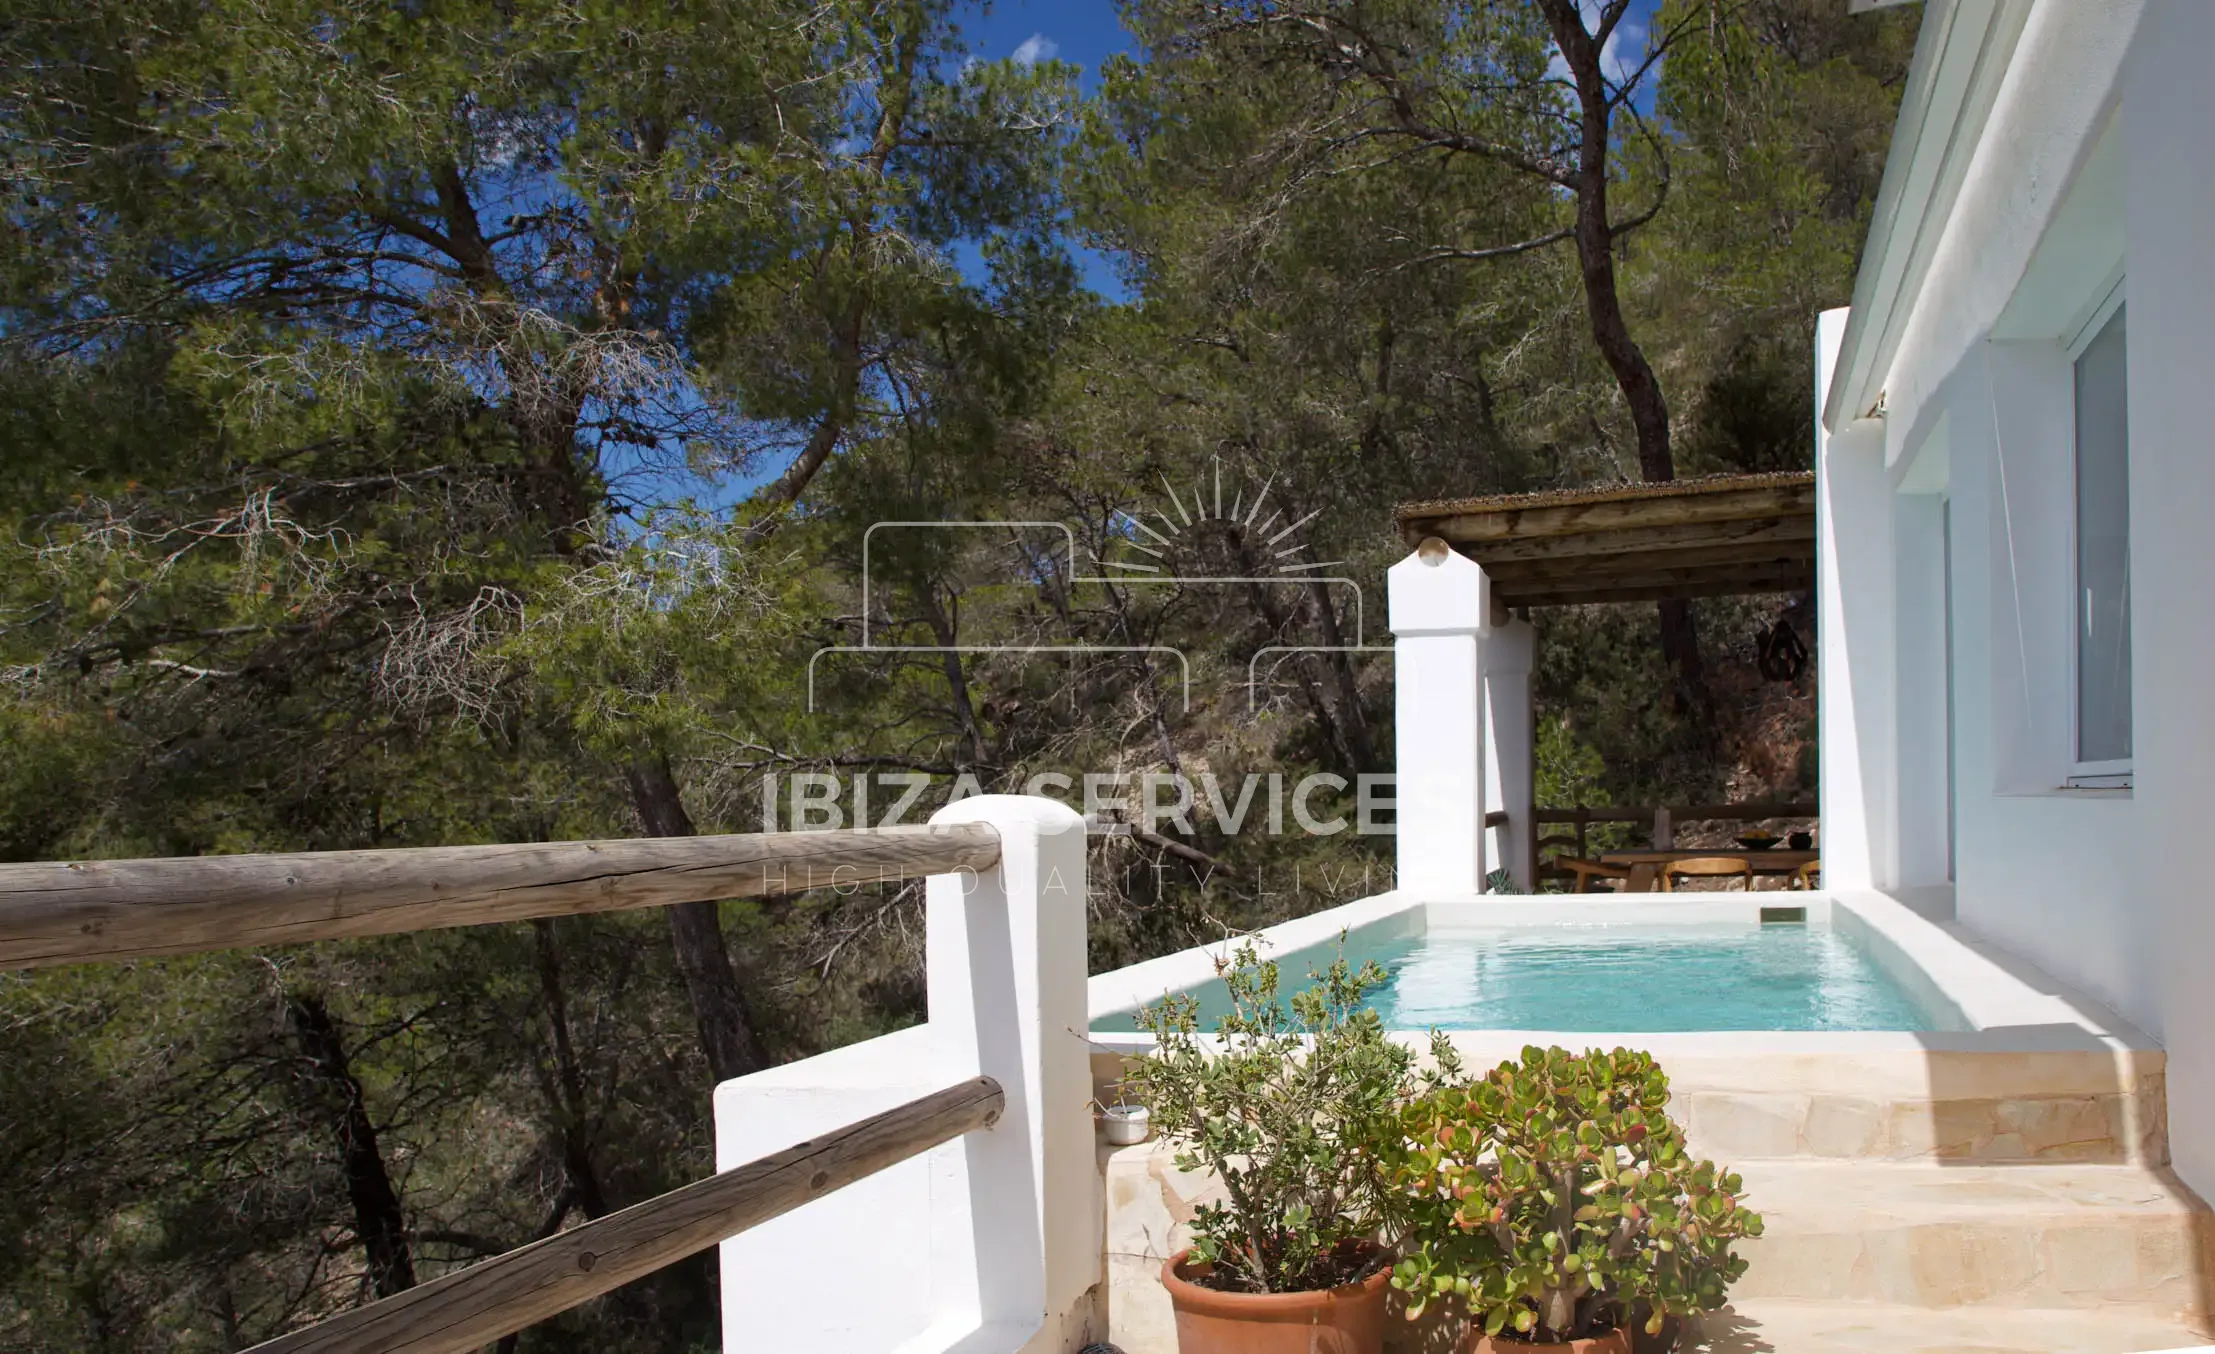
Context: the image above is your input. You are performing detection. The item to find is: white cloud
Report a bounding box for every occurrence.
[1603,15,1650,86]
[1548,4,1655,91]
[1011,32,1058,66]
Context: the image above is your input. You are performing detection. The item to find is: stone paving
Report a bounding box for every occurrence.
[1094,1042,2215,1354]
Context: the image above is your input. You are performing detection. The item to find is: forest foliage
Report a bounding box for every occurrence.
[0,0,1912,1347]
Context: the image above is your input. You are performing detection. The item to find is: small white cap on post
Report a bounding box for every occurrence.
[1390,537,1492,637]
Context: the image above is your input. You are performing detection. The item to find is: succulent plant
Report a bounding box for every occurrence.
[1389,1045,1761,1343]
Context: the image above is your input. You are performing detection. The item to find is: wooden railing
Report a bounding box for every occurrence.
[0,823,999,970]
[249,1077,1004,1354]
[0,823,1012,1352]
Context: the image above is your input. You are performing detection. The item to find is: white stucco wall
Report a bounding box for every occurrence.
[715,798,1099,1354]
[1825,0,2215,1202]
[2118,0,2215,1203]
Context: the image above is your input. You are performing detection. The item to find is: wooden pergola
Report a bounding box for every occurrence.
[1390,471,1819,892]
[1394,471,1816,612]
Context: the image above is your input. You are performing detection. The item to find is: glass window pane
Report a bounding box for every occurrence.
[2074,304,2131,765]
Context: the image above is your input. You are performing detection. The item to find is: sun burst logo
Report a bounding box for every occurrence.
[1101,456,1341,576]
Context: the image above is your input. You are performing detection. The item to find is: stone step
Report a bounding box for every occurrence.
[1653,1045,2169,1165]
[1690,1300,2213,1352]
[1101,1038,2175,1165]
[1731,1160,2215,1320]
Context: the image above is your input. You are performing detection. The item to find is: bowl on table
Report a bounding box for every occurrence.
[1736,833,1782,851]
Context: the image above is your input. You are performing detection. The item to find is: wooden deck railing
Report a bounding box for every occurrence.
[0,823,1014,1352]
[246,1077,1004,1354]
[0,823,999,969]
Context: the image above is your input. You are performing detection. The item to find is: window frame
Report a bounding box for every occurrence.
[2063,275,2131,788]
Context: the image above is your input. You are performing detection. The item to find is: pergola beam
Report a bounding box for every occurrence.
[1395,473,1818,608]
[1399,475,1815,546]
[1482,539,1816,587]
[1457,515,1813,565]
[1496,566,1814,608]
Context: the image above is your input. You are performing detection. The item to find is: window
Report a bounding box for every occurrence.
[2071,299,2131,778]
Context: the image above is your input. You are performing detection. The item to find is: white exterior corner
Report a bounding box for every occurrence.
[1813,0,2215,1208]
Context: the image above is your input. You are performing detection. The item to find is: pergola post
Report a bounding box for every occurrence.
[1389,540,1491,895]
[1391,468,1819,896]
[1482,618,1538,892]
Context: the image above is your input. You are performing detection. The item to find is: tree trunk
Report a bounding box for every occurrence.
[1540,0,1713,724]
[624,754,770,1083]
[1231,554,1361,775]
[919,586,991,765]
[742,15,925,534]
[286,992,417,1299]
[530,919,611,1219]
[1301,569,1377,773]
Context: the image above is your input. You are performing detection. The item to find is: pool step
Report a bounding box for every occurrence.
[1099,1139,2215,1353]
[1730,1159,2215,1322]
[1654,1044,2171,1165]
[1689,1300,2212,1352]
[1105,1041,2172,1163]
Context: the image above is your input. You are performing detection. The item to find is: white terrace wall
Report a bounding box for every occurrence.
[1818,0,2215,1202]
[713,797,1100,1354]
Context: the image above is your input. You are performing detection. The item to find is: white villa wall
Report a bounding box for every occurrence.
[1822,0,2215,1201]
[2120,0,2215,1203]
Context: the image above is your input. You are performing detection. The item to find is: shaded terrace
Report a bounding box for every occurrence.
[1389,471,1819,891]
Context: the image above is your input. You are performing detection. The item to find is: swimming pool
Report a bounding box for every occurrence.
[1089,899,1974,1035]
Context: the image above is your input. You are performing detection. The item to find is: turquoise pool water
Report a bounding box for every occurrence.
[1092,922,1950,1033]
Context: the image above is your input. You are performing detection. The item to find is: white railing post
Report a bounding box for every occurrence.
[922,795,1095,1352]
[713,796,1094,1354]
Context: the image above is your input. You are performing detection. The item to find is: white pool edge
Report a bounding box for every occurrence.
[1085,887,2160,1060]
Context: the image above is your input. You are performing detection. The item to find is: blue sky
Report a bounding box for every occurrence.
[956,0,1136,93]
[945,0,1666,299]
[697,0,1671,502]
[951,0,1138,299]
[956,0,1667,93]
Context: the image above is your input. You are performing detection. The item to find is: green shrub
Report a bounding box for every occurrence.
[1122,939,1414,1293]
[1389,1046,1761,1342]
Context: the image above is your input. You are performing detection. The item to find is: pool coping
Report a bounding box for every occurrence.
[1085,887,2159,1062]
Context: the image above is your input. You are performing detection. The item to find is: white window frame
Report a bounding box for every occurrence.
[2063,274,2131,788]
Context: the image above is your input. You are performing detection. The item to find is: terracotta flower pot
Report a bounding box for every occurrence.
[1459,1328,1631,1354]
[1160,1247,1390,1354]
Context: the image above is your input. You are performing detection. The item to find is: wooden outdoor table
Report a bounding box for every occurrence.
[1599,849,1819,893]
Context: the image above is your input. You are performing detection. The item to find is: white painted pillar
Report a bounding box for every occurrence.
[1481,618,1538,891]
[922,796,1095,1353]
[1389,540,1491,896]
[714,796,1096,1354]
[1816,305,1895,893]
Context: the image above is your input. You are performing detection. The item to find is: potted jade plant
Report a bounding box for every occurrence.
[1390,1046,1761,1352]
[1123,940,1415,1354]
